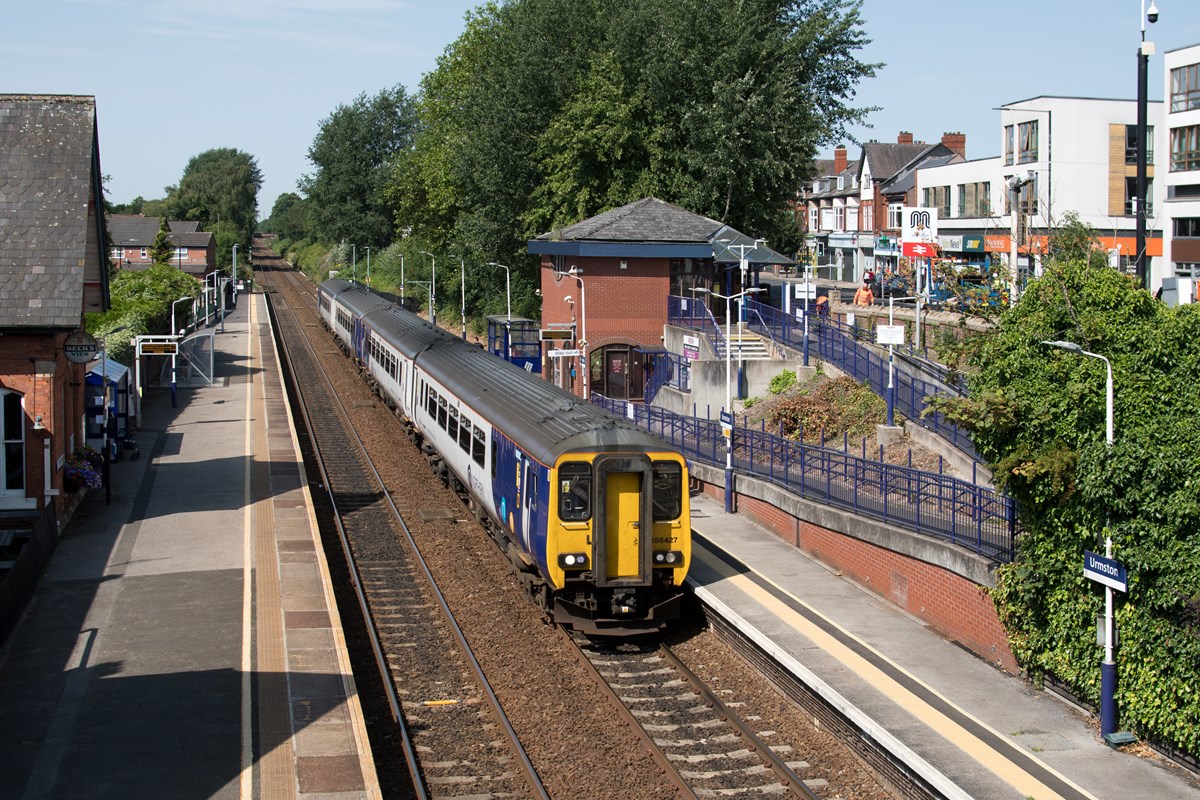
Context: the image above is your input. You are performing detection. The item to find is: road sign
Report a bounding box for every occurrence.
[876,325,906,346]
[547,349,581,358]
[64,331,98,364]
[1084,550,1127,593]
[902,241,937,258]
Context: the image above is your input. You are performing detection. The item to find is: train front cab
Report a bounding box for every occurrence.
[551,451,690,635]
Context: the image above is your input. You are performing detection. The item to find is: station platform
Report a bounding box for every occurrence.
[0,294,379,799]
[687,491,1200,800]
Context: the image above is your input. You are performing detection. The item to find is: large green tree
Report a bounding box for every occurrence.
[300,85,417,249]
[167,147,262,267]
[385,0,876,319]
[930,219,1200,753]
[261,192,312,242]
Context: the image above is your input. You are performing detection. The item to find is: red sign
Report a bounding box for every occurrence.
[902,241,937,258]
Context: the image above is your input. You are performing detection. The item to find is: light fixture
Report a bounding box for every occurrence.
[32,414,45,431]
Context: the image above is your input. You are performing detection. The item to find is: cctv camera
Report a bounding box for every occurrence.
[1147,1,1159,23]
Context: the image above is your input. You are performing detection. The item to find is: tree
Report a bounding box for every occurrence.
[300,85,417,249]
[167,148,263,267]
[927,224,1200,753]
[261,192,312,242]
[150,217,175,266]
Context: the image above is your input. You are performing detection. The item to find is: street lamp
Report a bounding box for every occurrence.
[563,294,578,394]
[1136,0,1159,289]
[171,296,191,338]
[400,254,405,301]
[1008,170,1036,305]
[485,262,512,321]
[352,244,357,282]
[366,247,371,287]
[693,285,765,513]
[459,257,467,339]
[1044,339,1117,736]
[420,251,437,327]
[567,267,588,398]
[718,238,766,396]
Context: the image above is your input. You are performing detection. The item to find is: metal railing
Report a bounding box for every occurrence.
[672,296,979,462]
[644,353,692,404]
[596,397,1014,561]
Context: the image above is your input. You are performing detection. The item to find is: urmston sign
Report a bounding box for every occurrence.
[1084,550,1127,593]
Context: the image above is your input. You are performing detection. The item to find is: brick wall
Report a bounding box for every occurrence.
[700,482,1018,674]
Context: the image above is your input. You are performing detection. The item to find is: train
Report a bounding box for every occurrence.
[316,278,692,635]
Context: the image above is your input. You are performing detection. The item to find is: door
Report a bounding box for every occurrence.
[604,471,642,579]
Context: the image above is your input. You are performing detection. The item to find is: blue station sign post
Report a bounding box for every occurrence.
[1084,550,1128,593]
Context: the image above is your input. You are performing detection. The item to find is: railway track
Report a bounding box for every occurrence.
[258,255,546,800]
[252,246,898,800]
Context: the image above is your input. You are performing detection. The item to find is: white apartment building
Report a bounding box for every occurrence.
[1163,42,1200,303]
[916,96,1168,287]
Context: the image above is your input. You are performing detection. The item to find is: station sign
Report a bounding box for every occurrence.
[901,206,939,243]
[540,328,574,341]
[547,349,581,358]
[141,342,178,355]
[1084,550,1127,593]
[876,325,906,346]
[64,331,98,364]
[682,335,700,361]
[794,283,817,300]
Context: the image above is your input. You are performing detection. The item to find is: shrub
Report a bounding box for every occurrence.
[768,369,797,395]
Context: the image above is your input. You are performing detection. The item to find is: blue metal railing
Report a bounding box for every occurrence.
[644,353,692,404]
[596,397,1014,561]
[670,295,977,459]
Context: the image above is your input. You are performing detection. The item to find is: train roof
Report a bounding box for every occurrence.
[319,278,356,297]
[331,283,393,318]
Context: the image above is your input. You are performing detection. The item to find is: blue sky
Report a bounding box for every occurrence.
[6,0,1199,217]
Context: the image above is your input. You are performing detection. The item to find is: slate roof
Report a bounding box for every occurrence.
[108,214,213,249]
[532,197,794,265]
[0,94,108,329]
[882,152,960,195]
[861,142,936,182]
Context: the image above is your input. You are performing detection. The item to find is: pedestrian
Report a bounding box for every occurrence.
[853,280,874,306]
[815,294,830,318]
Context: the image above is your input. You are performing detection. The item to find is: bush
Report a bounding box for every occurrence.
[768,369,797,395]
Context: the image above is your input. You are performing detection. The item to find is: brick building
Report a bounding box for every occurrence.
[108,214,216,280]
[529,197,792,399]
[0,94,111,518]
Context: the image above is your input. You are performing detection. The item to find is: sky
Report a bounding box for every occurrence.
[6,0,1200,218]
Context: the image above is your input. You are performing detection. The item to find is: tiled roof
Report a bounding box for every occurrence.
[0,94,103,329]
[169,220,199,233]
[862,142,936,182]
[540,197,725,243]
[883,153,959,194]
[109,214,210,248]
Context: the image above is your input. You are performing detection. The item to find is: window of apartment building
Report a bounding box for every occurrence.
[1171,125,1200,171]
[809,207,818,231]
[1017,121,1039,163]
[1004,125,1014,166]
[957,182,991,217]
[820,207,834,230]
[175,247,188,261]
[922,186,950,219]
[139,247,148,259]
[887,203,902,229]
[834,206,845,230]
[1124,176,1154,216]
[1171,63,1200,113]
[837,176,844,190]
[862,204,872,231]
[111,247,124,261]
[1174,217,1200,237]
[846,205,859,230]
[1125,125,1155,165]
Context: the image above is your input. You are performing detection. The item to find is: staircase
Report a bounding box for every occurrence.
[719,328,772,361]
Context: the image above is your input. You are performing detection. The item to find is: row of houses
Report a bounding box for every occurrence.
[800,42,1200,297]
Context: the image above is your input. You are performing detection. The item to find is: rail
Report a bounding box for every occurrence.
[594,397,1015,561]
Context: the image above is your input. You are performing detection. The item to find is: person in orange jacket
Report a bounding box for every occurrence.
[853,280,874,306]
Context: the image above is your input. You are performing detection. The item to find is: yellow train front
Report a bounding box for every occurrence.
[543,447,691,635]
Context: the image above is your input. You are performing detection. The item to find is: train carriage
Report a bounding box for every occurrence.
[319,279,691,635]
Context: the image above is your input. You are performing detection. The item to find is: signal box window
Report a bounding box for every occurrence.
[558,462,592,521]
[651,461,683,521]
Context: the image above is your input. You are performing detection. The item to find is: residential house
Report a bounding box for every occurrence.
[108,214,216,281]
[0,94,111,518]
[799,145,862,282]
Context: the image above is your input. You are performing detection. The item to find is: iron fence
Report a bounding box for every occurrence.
[596,396,1014,561]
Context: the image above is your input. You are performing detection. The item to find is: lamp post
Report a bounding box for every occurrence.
[399,254,405,301]
[459,257,467,339]
[365,247,371,287]
[693,285,765,512]
[567,267,588,398]
[408,280,432,326]
[1136,0,1159,289]
[420,251,437,327]
[1044,339,1117,736]
[352,244,357,282]
[563,294,578,394]
[1008,170,1036,305]
[486,262,512,321]
[720,239,766,398]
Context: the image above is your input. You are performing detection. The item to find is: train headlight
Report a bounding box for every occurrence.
[654,550,684,566]
[558,553,589,569]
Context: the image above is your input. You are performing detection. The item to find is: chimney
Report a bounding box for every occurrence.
[833,145,847,174]
[898,131,914,144]
[941,131,967,158]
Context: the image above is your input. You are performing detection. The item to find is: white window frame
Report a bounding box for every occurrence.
[175,247,188,262]
[1,390,26,502]
[887,203,903,230]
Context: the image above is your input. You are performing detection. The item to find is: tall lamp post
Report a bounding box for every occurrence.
[485,262,512,321]
[365,247,371,287]
[720,239,766,398]
[420,251,437,327]
[1136,0,1160,289]
[693,286,765,513]
[459,257,467,339]
[1044,339,1118,736]
[408,280,432,326]
[567,267,588,398]
[1008,170,1036,305]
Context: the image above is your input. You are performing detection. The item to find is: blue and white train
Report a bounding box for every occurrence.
[317,278,691,635]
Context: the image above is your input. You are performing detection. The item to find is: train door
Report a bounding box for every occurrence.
[593,455,652,585]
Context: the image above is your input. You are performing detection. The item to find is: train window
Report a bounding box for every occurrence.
[473,426,486,467]
[427,387,437,418]
[558,462,591,522]
[458,417,472,453]
[448,407,459,441]
[651,461,683,521]
[437,396,448,429]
